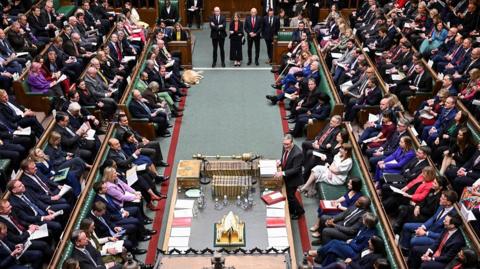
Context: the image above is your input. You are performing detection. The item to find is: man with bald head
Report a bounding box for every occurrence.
[245,8,262,66]
[128,89,170,137]
[209,7,226,67]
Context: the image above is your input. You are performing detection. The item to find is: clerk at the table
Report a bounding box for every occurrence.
[275,134,305,220]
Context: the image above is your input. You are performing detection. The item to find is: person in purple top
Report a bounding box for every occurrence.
[26,61,62,97]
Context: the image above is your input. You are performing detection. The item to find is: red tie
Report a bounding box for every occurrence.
[10,215,25,232]
[433,232,449,257]
[116,43,122,61]
[251,17,255,29]
[318,127,333,146]
[282,150,290,168]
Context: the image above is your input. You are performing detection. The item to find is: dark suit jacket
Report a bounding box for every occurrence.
[171,30,188,41]
[94,194,123,223]
[89,212,117,240]
[0,215,30,244]
[128,99,153,119]
[187,0,202,10]
[291,29,309,43]
[9,192,49,224]
[0,102,24,127]
[332,207,367,236]
[308,102,331,121]
[461,150,480,179]
[63,39,81,57]
[7,31,29,52]
[116,124,143,142]
[347,252,384,269]
[357,87,382,106]
[28,14,49,37]
[108,148,135,172]
[401,158,428,182]
[0,38,16,56]
[209,15,227,39]
[54,123,81,152]
[244,15,262,38]
[428,229,465,264]
[315,125,340,147]
[281,144,303,187]
[20,172,59,196]
[71,244,106,269]
[160,5,178,23]
[0,238,22,268]
[262,15,280,40]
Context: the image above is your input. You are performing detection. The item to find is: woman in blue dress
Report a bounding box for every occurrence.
[309,177,363,238]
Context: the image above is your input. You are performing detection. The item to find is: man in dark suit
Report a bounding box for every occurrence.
[70,229,122,269]
[54,112,96,163]
[116,113,168,167]
[274,134,304,219]
[262,8,280,64]
[393,63,433,108]
[128,90,170,137]
[244,8,262,66]
[160,0,179,26]
[209,7,226,67]
[187,0,202,29]
[408,212,465,269]
[301,115,342,179]
[446,148,480,195]
[7,180,63,234]
[311,196,371,246]
[344,77,382,122]
[290,91,331,138]
[0,222,44,269]
[0,89,44,138]
[0,199,53,259]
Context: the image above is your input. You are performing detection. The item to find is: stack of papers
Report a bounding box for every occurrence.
[267,208,285,218]
[268,236,289,249]
[259,160,277,177]
[29,224,49,240]
[168,236,189,247]
[331,52,343,59]
[267,201,286,209]
[13,127,31,136]
[101,240,124,254]
[175,199,195,209]
[174,209,193,218]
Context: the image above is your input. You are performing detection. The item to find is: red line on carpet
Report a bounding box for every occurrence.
[145,89,188,265]
[274,75,311,253]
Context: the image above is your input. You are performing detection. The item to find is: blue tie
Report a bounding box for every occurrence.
[98,216,116,236]
[21,195,46,216]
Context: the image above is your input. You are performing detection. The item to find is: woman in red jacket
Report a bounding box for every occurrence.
[382,166,435,215]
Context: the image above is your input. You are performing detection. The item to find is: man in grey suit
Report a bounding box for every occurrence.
[311,196,371,246]
[84,66,119,102]
[274,134,305,219]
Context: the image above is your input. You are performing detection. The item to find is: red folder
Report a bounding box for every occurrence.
[319,200,341,214]
[261,191,286,205]
[172,217,192,227]
[266,217,286,228]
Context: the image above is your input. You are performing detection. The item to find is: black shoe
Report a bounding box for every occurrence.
[247,61,252,65]
[311,239,322,246]
[155,175,169,183]
[172,112,183,117]
[313,256,323,264]
[255,61,259,66]
[140,235,152,241]
[144,219,153,224]
[212,63,216,68]
[221,62,226,67]
[288,119,296,123]
[145,229,157,235]
[159,161,169,167]
[132,248,148,254]
[161,132,171,138]
[271,84,281,89]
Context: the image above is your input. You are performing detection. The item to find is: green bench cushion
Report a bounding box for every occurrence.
[277,31,293,42]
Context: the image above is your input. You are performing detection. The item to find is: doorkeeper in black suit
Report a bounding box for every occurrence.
[262,8,280,64]
[244,8,262,66]
[209,7,227,68]
[275,134,305,219]
[187,0,202,29]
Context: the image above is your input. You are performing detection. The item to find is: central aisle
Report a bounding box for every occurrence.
[149,26,309,264]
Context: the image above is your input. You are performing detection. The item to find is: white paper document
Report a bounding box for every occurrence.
[368,113,379,123]
[267,201,286,209]
[391,74,404,81]
[52,210,64,218]
[126,166,138,186]
[331,52,343,59]
[174,209,193,218]
[268,236,289,248]
[170,227,191,237]
[267,227,288,237]
[175,199,195,209]
[16,52,30,57]
[390,186,406,195]
[267,208,285,218]
[13,127,31,136]
[461,204,477,221]
[340,80,353,92]
[122,56,136,63]
[168,236,190,247]
[284,93,293,100]
[85,129,96,140]
[313,151,327,160]
[102,240,124,254]
[259,160,277,177]
[17,240,32,259]
[136,164,147,171]
[29,224,49,240]
[58,185,72,197]
[57,74,67,83]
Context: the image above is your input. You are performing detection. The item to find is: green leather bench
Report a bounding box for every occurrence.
[52,0,76,17]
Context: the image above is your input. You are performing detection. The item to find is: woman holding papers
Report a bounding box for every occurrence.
[374,136,415,184]
[80,218,125,265]
[27,61,63,97]
[437,128,476,176]
[365,112,396,149]
[309,178,362,233]
[299,143,353,196]
[382,166,436,215]
[30,147,87,197]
